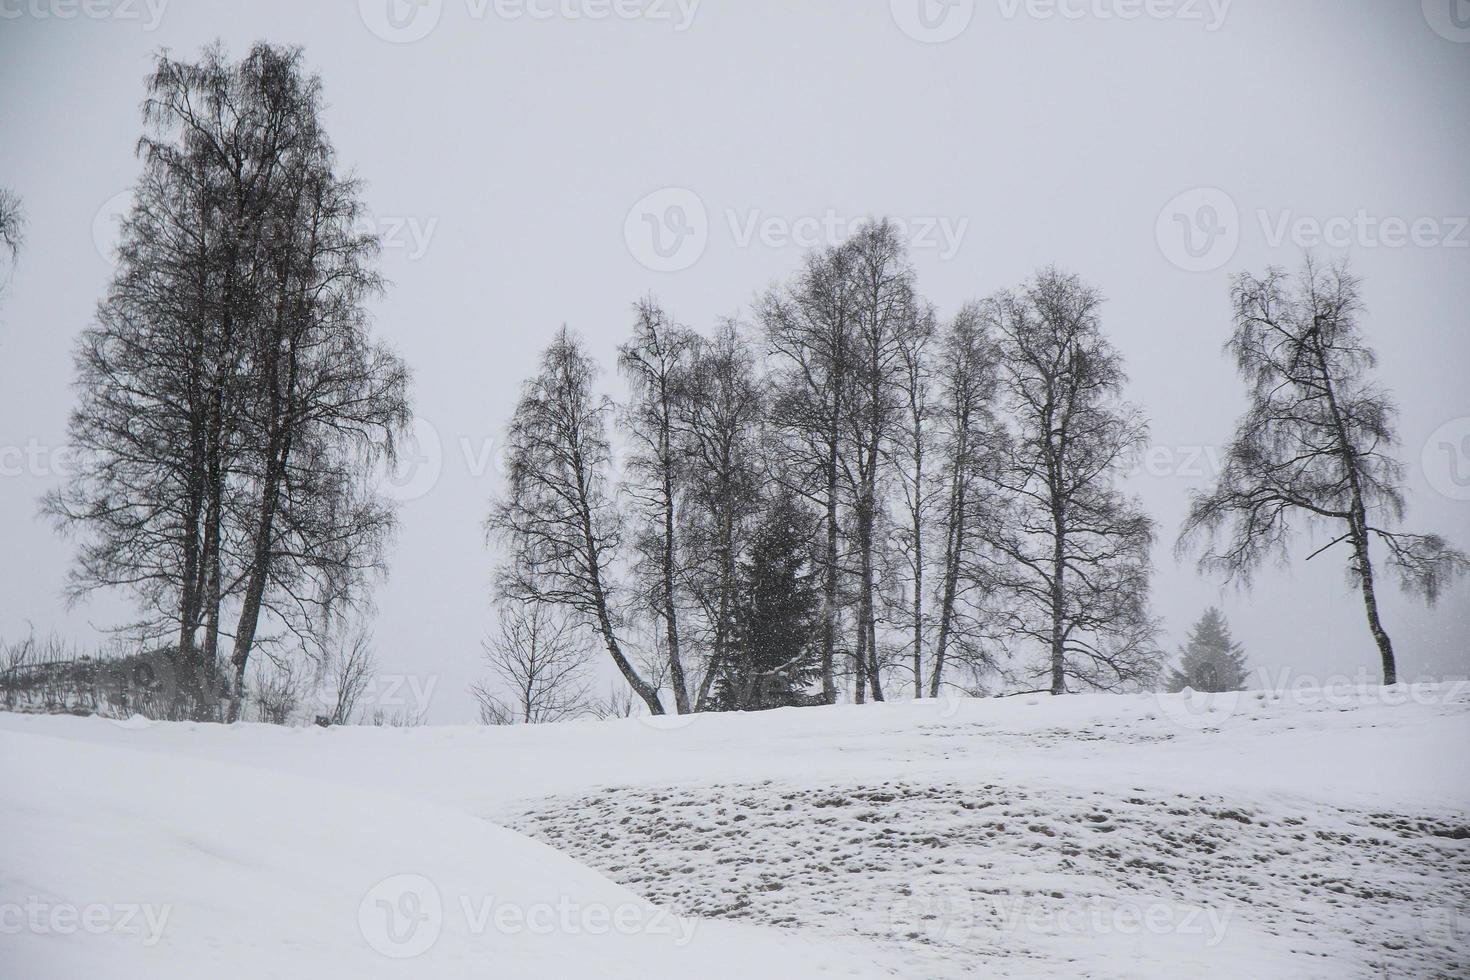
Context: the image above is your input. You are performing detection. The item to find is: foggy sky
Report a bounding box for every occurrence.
[1,0,1467,721]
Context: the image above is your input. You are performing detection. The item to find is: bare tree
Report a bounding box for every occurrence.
[363,706,427,727]
[220,47,410,719]
[472,601,593,724]
[892,301,936,698]
[676,321,766,709]
[489,328,666,715]
[314,627,377,725]
[839,220,921,702]
[928,303,1003,696]
[44,45,409,722]
[980,269,1161,694]
[250,656,305,725]
[762,242,860,704]
[1179,259,1466,684]
[0,186,22,268]
[592,684,638,720]
[44,62,253,712]
[618,298,696,713]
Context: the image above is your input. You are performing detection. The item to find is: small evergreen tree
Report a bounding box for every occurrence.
[1165,608,1251,693]
[713,493,823,710]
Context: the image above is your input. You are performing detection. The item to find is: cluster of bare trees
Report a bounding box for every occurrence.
[487,221,1166,718]
[44,44,410,720]
[28,45,1461,727]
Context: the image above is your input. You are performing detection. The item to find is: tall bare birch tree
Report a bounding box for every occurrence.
[840,220,920,702]
[490,328,667,715]
[677,321,766,709]
[892,300,937,698]
[48,44,409,720]
[762,243,860,704]
[618,298,696,713]
[928,303,1002,696]
[980,269,1161,694]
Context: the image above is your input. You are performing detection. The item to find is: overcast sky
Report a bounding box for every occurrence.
[1,0,1467,721]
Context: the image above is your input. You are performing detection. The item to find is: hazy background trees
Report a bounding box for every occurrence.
[488,231,1170,713]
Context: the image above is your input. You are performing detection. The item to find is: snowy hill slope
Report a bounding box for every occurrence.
[0,729,882,979]
[2,684,1467,977]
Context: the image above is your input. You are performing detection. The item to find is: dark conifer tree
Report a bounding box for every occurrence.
[1164,608,1250,693]
[714,493,823,711]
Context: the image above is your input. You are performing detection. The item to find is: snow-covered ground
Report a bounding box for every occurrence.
[3,683,1467,977]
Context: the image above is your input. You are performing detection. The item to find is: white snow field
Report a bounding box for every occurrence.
[2,683,1468,978]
